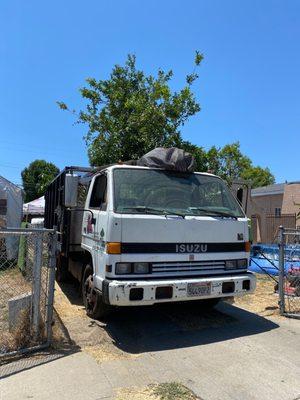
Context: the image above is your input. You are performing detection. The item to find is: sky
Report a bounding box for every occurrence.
[1,0,299,186]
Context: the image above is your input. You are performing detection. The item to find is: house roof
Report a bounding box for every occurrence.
[251,183,285,197]
[0,175,22,192]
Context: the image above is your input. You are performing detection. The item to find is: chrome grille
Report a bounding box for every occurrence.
[151,260,227,276]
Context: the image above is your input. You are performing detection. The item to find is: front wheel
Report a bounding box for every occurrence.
[82,264,112,320]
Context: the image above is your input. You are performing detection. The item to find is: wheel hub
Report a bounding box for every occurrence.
[84,275,96,310]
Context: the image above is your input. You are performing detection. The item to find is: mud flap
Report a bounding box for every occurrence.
[102,280,110,304]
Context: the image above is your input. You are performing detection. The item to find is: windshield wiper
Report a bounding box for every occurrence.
[189,207,238,219]
[120,206,163,214]
[120,206,185,218]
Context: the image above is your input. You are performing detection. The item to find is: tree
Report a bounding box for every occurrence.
[58,54,275,188]
[206,145,222,175]
[58,52,203,166]
[241,166,275,189]
[21,160,59,202]
[181,141,208,172]
[206,142,251,184]
[205,142,275,188]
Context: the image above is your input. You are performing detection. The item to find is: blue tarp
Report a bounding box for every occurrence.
[250,244,300,275]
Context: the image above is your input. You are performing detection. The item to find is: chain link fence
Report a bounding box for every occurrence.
[278,226,300,319]
[0,227,56,358]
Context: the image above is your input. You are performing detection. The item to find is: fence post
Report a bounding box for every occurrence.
[278,225,285,315]
[32,232,43,339]
[46,228,57,344]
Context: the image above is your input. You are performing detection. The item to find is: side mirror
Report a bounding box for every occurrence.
[64,174,79,207]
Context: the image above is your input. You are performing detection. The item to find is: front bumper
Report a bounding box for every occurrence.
[103,273,256,306]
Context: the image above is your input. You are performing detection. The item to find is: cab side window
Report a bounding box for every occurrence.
[89,175,107,209]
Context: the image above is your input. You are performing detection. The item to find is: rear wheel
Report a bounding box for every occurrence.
[82,264,112,320]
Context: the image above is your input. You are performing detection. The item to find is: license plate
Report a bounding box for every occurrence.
[187,282,212,297]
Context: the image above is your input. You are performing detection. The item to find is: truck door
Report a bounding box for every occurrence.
[84,173,109,279]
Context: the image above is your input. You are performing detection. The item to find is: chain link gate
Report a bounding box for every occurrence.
[278,226,300,319]
[0,227,56,358]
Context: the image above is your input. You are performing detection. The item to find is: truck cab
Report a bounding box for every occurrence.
[77,164,255,318]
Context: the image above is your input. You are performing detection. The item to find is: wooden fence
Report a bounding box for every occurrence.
[251,213,296,243]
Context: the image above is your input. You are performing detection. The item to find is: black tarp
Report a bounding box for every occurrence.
[137,147,195,172]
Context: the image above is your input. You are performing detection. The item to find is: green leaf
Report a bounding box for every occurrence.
[66,54,203,166]
[56,101,68,110]
[21,160,59,202]
[195,51,204,66]
[58,53,275,187]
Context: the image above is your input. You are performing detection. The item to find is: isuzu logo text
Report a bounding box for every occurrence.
[175,244,208,253]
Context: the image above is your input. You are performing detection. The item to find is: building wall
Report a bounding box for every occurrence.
[249,184,300,242]
[249,193,284,242]
[250,193,284,216]
[282,183,300,226]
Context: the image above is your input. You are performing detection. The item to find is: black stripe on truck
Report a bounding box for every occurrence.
[121,242,246,254]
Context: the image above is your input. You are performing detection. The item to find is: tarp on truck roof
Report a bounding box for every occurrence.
[137,147,195,172]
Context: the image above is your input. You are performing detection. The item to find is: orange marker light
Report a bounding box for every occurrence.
[106,242,121,254]
[245,241,251,252]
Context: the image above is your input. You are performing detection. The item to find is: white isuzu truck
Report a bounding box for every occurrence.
[45,148,256,319]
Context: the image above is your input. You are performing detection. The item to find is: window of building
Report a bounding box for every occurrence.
[275,207,281,217]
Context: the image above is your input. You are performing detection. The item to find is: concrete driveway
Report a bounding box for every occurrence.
[1,293,299,400]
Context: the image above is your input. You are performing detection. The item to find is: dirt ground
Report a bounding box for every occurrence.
[234,274,279,317]
[52,273,280,365]
[0,272,279,357]
[53,281,135,362]
[4,273,298,400]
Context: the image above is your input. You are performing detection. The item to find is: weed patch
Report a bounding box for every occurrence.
[151,382,198,400]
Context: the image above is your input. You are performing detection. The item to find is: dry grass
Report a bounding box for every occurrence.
[82,343,135,363]
[0,308,33,353]
[234,274,279,317]
[115,386,159,400]
[54,283,136,362]
[0,267,34,354]
[115,383,198,400]
[0,267,31,300]
[151,382,198,400]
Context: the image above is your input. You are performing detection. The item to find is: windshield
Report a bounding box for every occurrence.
[113,168,245,218]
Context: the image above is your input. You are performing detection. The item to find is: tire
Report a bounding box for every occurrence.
[81,264,112,320]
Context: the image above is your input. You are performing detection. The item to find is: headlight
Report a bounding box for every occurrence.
[115,263,132,275]
[133,262,150,274]
[237,259,248,269]
[225,259,248,270]
[225,260,237,270]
